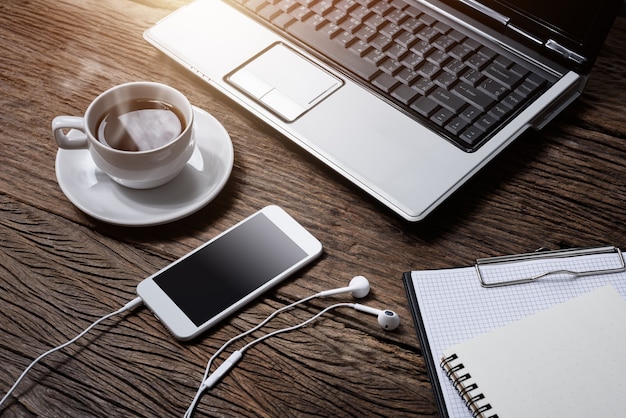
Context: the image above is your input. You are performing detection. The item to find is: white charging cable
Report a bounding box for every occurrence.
[0,296,143,408]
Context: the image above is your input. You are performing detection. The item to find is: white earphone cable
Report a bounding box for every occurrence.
[184,293,318,417]
[0,297,143,408]
[236,302,353,356]
[184,302,355,417]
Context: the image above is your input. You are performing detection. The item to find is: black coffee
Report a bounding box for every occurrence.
[96,99,185,151]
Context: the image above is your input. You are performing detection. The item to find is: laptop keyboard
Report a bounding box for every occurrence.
[233,0,552,151]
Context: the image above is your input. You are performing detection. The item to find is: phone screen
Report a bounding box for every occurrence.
[153,212,308,326]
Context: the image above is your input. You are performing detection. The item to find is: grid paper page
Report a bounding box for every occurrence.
[410,251,626,418]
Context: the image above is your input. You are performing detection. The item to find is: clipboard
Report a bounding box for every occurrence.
[402,246,626,418]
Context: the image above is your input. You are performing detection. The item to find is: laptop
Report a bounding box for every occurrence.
[144,0,622,221]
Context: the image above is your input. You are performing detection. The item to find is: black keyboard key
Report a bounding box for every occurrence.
[460,105,481,123]
[276,0,297,12]
[402,52,425,70]
[287,20,380,80]
[259,4,282,20]
[430,108,454,126]
[380,22,402,39]
[477,78,508,99]
[327,8,347,23]
[372,72,399,92]
[477,46,497,60]
[273,13,295,29]
[502,92,523,110]
[386,43,408,60]
[484,63,522,89]
[418,61,439,79]
[334,30,356,47]
[292,5,313,20]
[434,72,456,89]
[418,13,437,26]
[387,8,408,25]
[488,103,513,121]
[449,43,472,60]
[401,18,423,34]
[417,26,438,41]
[433,21,451,34]
[307,14,327,29]
[404,5,421,18]
[445,117,469,136]
[430,87,465,113]
[350,5,370,20]
[510,63,529,77]
[466,52,489,70]
[411,96,438,117]
[427,49,448,66]
[515,79,540,98]
[370,33,392,50]
[391,84,420,104]
[355,25,377,41]
[463,38,481,51]
[365,13,386,30]
[348,39,371,57]
[335,0,354,12]
[410,40,432,57]
[311,0,333,15]
[443,59,465,76]
[380,58,403,75]
[319,21,340,37]
[340,16,361,32]
[448,29,466,43]
[475,114,497,132]
[245,0,266,12]
[527,72,546,87]
[493,55,513,69]
[371,1,392,16]
[364,48,386,65]
[413,77,436,95]
[460,68,481,86]
[452,82,494,111]
[433,35,455,52]
[396,67,420,84]
[395,30,418,47]
[459,126,484,146]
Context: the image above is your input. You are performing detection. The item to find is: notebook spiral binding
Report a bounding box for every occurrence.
[440,354,499,418]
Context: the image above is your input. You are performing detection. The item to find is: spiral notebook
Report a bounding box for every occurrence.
[442,285,626,417]
[402,246,626,418]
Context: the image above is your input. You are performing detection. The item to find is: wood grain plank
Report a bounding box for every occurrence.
[0,0,625,416]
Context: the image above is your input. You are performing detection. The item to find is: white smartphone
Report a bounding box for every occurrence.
[137,205,323,340]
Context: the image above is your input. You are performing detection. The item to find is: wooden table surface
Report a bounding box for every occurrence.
[1,1,624,416]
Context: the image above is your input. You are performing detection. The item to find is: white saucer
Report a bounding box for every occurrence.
[55,106,234,226]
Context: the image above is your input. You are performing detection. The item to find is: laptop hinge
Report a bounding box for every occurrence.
[458,0,587,66]
[545,40,587,64]
[458,0,509,25]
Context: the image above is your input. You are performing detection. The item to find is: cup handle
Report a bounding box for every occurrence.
[52,116,88,149]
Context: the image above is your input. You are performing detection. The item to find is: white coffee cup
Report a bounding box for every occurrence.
[52,82,196,189]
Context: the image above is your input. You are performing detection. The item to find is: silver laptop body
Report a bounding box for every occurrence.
[144,0,621,221]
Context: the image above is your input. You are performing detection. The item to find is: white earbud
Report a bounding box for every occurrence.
[353,303,401,331]
[315,277,399,330]
[316,275,370,298]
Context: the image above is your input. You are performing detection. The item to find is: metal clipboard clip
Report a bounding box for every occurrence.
[475,246,626,288]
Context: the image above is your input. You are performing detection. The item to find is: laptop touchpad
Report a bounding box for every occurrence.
[226,43,343,122]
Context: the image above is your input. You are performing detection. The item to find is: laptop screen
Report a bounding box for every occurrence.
[444,0,622,69]
[497,0,603,45]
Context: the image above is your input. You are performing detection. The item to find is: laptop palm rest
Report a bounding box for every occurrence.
[226,43,343,122]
